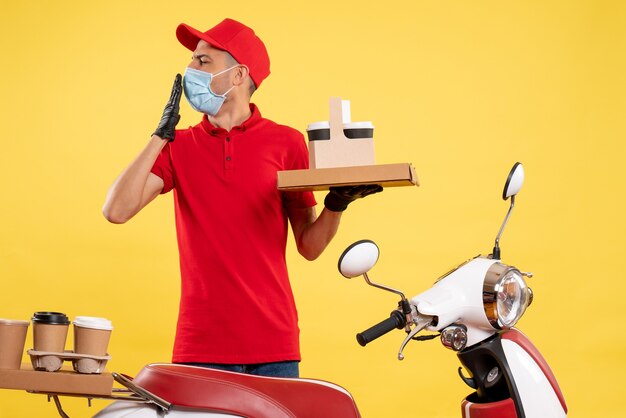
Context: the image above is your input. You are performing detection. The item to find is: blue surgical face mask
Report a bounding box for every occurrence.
[183,66,237,116]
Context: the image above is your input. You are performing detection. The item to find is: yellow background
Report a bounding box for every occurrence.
[1,1,624,417]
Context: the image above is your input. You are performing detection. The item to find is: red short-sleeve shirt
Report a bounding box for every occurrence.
[151,104,316,364]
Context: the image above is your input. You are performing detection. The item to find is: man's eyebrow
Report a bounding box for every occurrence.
[192,53,212,60]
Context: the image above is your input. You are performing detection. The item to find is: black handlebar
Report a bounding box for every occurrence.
[356,310,406,347]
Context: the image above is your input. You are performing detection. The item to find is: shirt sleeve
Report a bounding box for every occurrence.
[282,131,317,209]
[150,141,175,194]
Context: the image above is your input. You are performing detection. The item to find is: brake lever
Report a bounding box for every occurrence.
[398,315,433,360]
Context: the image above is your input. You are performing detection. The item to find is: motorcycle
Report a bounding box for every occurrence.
[46,163,566,418]
[336,162,567,418]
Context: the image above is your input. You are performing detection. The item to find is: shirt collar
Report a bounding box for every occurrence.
[201,103,262,136]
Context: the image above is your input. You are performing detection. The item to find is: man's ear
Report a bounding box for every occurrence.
[234,65,251,87]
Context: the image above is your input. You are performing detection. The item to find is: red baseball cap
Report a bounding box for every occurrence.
[176,19,270,88]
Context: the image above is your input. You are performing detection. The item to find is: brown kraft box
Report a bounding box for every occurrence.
[277,163,419,191]
[0,364,113,396]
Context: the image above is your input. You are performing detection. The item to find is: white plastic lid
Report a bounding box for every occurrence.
[344,121,374,129]
[0,318,29,326]
[307,121,374,131]
[73,316,113,331]
[306,121,330,131]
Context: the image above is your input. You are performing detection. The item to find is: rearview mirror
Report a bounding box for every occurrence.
[493,162,525,259]
[503,162,525,200]
[338,240,380,278]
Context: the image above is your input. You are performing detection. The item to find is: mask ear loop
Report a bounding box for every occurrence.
[214,65,246,97]
[221,85,236,98]
[213,64,241,77]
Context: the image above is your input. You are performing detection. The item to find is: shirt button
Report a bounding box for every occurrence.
[226,156,231,161]
[226,137,231,142]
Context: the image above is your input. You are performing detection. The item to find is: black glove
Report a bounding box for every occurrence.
[324,184,383,212]
[152,74,182,141]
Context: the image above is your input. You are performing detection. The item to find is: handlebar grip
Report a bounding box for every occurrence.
[356,310,406,347]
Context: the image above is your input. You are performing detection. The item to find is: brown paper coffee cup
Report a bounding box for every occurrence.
[73,317,113,356]
[33,323,69,353]
[31,312,71,353]
[0,319,30,370]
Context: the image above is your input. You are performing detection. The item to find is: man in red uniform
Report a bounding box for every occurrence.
[103,18,380,377]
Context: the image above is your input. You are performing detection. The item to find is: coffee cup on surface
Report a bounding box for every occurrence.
[0,319,30,370]
[343,121,374,139]
[306,121,374,141]
[306,121,332,141]
[32,312,70,353]
[73,316,112,356]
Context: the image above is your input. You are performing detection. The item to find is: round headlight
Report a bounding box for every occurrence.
[483,263,530,329]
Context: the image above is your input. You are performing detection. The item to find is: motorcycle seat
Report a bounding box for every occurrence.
[132,363,361,418]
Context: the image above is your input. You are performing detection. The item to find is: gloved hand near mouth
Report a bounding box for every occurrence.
[153,74,182,141]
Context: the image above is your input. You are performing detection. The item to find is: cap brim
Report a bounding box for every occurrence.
[176,23,227,52]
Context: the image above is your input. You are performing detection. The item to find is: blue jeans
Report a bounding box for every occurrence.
[180,360,299,378]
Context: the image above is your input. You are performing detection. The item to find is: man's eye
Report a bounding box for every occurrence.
[200,60,209,65]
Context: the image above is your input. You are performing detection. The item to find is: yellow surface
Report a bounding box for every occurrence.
[1,1,624,417]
